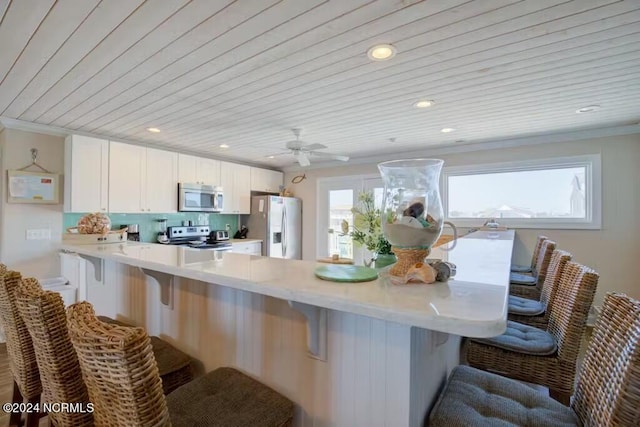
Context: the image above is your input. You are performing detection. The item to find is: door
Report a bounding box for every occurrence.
[146,148,178,213]
[178,154,198,183]
[67,135,109,212]
[109,142,146,213]
[283,197,302,259]
[317,176,383,262]
[197,158,220,185]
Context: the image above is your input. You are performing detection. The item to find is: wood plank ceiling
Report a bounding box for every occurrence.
[0,0,639,168]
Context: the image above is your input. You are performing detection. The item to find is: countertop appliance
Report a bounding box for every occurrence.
[166,225,232,251]
[210,230,229,241]
[122,224,139,241]
[246,195,302,259]
[178,183,223,212]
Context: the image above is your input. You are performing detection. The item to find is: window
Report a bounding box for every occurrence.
[443,154,601,229]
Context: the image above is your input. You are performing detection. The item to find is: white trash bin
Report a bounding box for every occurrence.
[40,276,77,308]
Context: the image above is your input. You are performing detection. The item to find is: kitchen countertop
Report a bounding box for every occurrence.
[61,230,513,338]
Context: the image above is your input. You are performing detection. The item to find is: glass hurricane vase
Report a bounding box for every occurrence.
[378,159,457,281]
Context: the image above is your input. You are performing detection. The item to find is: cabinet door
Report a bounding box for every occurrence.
[235,164,251,214]
[250,167,283,193]
[109,142,146,213]
[219,161,236,213]
[197,158,220,185]
[146,148,178,213]
[232,242,262,255]
[178,154,198,183]
[65,135,109,212]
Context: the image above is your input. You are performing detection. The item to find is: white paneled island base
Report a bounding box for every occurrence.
[61,230,513,426]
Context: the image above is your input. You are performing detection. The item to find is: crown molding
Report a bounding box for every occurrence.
[281,123,640,172]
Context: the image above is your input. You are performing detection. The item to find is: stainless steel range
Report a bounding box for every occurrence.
[166,226,232,251]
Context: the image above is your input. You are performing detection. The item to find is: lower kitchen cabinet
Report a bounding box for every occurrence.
[231,240,262,255]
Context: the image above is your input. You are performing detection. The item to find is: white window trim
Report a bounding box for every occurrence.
[442,154,602,230]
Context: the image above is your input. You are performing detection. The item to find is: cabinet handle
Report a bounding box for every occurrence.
[101,208,106,211]
[141,208,144,211]
[147,208,150,211]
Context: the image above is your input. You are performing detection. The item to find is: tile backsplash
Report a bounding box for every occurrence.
[63,212,239,243]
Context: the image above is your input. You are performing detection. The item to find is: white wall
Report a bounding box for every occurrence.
[285,133,640,308]
[0,128,65,278]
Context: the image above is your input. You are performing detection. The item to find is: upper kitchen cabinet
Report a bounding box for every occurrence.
[220,162,251,214]
[250,167,283,193]
[109,142,178,213]
[178,154,220,185]
[64,135,109,213]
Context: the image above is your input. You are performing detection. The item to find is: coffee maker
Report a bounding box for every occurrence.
[123,224,140,241]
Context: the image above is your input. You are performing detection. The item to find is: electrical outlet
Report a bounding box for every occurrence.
[225,224,231,231]
[25,228,51,240]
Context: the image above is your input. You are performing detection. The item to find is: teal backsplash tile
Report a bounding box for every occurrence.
[64,212,239,243]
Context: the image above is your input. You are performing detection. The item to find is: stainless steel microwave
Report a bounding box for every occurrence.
[178,183,223,212]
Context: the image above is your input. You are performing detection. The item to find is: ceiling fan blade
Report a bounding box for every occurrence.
[300,143,326,151]
[308,151,349,162]
[295,151,310,167]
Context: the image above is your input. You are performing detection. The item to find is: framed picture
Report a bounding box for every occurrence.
[7,170,60,204]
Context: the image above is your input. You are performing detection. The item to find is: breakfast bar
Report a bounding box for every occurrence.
[61,229,514,426]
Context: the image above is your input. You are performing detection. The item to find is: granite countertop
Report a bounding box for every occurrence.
[61,230,513,338]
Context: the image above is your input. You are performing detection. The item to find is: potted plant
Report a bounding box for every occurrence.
[340,191,396,268]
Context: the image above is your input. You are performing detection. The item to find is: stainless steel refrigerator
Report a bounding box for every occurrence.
[246,196,302,259]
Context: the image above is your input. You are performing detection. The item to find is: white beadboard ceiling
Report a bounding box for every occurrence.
[1,0,639,168]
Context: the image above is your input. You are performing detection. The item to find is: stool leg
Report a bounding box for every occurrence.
[9,381,22,427]
[24,396,39,427]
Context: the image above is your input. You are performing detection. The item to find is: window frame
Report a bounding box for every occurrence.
[442,154,602,230]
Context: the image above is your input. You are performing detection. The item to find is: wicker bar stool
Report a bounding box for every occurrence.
[465,262,598,404]
[67,301,294,427]
[428,292,640,426]
[508,249,572,329]
[510,235,548,274]
[0,270,42,427]
[509,239,556,300]
[95,316,193,395]
[14,278,94,427]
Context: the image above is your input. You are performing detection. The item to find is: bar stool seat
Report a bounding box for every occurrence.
[167,367,294,427]
[510,272,537,285]
[508,295,545,316]
[98,316,192,395]
[472,321,557,355]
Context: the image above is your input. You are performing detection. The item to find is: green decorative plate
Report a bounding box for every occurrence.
[314,264,379,282]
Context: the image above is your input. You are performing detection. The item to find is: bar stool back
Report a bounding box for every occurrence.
[15,278,93,426]
[510,239,556,299]
[510,235,548,273]
[0,269,42,427]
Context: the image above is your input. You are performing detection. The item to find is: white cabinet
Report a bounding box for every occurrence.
[250,167,283,193]
[145,148,178,213]
[178,154,220,185]
[220,162,251,214]
[109,142,178,213]
[64,135,109,213]
[232,241,262,255]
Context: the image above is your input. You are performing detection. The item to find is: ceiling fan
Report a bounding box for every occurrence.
[266,128,349,167]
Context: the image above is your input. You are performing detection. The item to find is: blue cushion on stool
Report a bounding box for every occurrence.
[471,321,557,356]
[508,296,545,316]
[428,365,578,426]
[510,272,537,285]
[510,264,533,273]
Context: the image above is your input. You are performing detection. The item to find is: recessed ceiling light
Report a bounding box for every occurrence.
[414,100,434,108]
[146,127,160,133]
[267,155,275,159]
[219,144,229,148]
[441,128,455,133]
[576,105,601,113]
[367,44,396,61]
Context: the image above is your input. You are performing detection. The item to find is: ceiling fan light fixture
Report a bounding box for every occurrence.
[413,100,434,108]
[367,44,396,61]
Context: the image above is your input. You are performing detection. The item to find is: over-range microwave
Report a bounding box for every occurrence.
[178,183,223,212]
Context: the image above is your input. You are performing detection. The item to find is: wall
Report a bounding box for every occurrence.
[0,128,65,279]
[285,133,640,308]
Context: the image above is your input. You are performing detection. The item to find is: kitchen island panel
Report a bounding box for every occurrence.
[88,261,455,426]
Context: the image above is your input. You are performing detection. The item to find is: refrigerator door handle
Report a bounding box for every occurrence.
[282,205,288,257]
